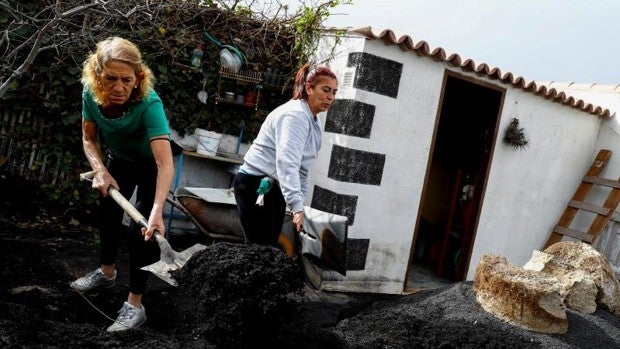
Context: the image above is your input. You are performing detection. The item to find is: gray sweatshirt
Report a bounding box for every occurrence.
[239,99,321,213]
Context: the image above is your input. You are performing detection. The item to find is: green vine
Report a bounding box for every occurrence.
[292,1,352,64]
[0,0,350,209]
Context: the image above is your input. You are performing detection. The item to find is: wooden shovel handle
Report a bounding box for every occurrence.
[79,171,148,228]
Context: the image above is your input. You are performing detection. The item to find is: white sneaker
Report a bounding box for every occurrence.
[70,268,116,292]
[106,302,147,332]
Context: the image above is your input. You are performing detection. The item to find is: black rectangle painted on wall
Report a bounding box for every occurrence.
[346,238,370,270]
[325,99,375,139]
[347,52,402,98]
[328,145,385,185]
[311,185,358,225]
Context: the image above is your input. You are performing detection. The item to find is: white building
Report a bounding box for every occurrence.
[307,27,617,294]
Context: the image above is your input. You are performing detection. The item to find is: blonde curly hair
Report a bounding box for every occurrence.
[81,37,154,106]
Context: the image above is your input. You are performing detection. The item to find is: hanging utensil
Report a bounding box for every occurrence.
[197,79,208,104]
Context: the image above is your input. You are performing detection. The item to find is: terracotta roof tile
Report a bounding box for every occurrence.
[349,27,612,118]
[538,82,620,94]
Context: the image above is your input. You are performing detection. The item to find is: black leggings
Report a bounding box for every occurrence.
[98,154,160,295]
[233,172,286,246]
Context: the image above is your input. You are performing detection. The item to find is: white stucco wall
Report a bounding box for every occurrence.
[596,116,620,192]
[534,83,620,234]
[535,83,620,189]
[466,87,601,279]
[312,32,607,293]
[313,35,446,293]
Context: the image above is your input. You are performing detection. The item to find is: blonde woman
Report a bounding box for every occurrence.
[70,37,174,332]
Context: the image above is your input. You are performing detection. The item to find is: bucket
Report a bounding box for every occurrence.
[218,134,238,155]
[195,128,222,156]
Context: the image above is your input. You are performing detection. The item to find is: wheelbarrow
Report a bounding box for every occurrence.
[167,186,349,285]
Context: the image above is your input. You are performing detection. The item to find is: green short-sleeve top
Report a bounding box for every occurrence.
[82,87,170,161]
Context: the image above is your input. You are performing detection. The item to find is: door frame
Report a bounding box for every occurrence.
[406,70,506,288]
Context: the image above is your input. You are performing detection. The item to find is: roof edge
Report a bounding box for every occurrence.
[346,27,611,118]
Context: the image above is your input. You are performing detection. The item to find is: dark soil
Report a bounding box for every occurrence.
[1,192,620,348]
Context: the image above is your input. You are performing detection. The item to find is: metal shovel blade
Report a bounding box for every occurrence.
[141,234,206,286]
[300,207,348,276]
[78,171,207,286]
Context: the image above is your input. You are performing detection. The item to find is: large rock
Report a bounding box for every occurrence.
[541,241,620,315]
[473,254,568,334]
[524,250,598,314]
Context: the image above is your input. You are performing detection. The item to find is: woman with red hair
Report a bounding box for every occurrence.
[234,64,338,246]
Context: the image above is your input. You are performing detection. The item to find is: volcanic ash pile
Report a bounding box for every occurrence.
[173,242,304,347]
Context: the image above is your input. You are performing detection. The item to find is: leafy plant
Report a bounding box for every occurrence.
[503,118,529,150]
[0,0,350,208]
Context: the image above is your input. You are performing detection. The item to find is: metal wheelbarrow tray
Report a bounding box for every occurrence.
[168,187,245,242]
[168,187,348,279]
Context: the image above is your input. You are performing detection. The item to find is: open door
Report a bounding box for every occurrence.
[408,73,504,288]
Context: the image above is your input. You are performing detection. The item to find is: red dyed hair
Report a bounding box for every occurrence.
[292,64,337,100]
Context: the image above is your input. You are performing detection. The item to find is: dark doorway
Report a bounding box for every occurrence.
[407,73,504,289]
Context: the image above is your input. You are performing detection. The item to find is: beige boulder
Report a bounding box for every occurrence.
[474,242,620,335]
[473,254,568,334]
[524,250,598,314]
[541,241,620,315]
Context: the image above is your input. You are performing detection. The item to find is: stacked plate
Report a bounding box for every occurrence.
[220,49,241,72]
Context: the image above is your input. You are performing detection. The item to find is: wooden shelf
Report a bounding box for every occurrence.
[216,67,262,110]
[182,150,244,164]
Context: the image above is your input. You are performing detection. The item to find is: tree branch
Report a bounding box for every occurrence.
[0,0,112,98]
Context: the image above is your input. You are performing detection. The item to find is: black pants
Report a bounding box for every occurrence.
[98,154,160,295]
[233,172,286,246]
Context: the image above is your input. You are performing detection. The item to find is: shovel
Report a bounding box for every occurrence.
[80,171,206,286]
